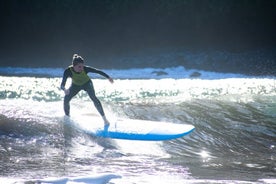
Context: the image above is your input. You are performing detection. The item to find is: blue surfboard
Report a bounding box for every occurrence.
[69,115,194,141]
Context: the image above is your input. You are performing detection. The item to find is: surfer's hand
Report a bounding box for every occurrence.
[109,77,114,84]
[64,89,70,95]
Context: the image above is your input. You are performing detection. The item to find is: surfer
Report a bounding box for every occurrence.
[60,54,114,125]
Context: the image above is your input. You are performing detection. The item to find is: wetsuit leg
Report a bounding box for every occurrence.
[84,81,105,116]
[64,84,81,116]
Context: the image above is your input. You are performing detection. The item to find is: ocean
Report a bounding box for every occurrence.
[0,65,275,184]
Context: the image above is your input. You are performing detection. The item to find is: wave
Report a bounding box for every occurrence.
[0,66,249,79]
[1,77,275,102]
[0,96,275,182]
[0,76,275,182]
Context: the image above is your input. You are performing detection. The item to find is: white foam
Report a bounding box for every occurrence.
[36,174,121,184]
[0,66,253,79]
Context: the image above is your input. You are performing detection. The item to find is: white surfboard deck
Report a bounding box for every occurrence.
[69,116,194,141]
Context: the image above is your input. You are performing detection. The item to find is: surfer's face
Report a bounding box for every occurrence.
[73,63,84,73]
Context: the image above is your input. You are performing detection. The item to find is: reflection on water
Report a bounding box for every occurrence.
[0,77,275,183]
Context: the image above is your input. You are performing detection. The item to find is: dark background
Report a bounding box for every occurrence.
[0,0,275,75]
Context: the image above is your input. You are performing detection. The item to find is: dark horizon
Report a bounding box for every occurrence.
[0,0,276,73]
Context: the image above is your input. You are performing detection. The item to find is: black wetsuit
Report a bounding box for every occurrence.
[60,65,110,116]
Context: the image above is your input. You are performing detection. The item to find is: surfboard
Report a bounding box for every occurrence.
[69,116,194,141]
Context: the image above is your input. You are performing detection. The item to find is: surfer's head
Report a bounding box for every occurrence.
[72,54,84,73]
[72,54,84,66]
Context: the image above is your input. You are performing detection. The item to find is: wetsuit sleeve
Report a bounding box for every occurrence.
[60,68,71,90]
[84,66,111,79]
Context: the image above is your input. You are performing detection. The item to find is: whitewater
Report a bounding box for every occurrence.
[0,66,275,184]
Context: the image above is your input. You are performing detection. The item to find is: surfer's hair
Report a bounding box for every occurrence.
[72,54,84,66]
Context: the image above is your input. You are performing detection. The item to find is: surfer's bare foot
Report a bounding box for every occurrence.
[102,116,110,126]
[104,119,110,126]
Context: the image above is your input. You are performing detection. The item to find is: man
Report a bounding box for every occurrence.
[60,54,114,125]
